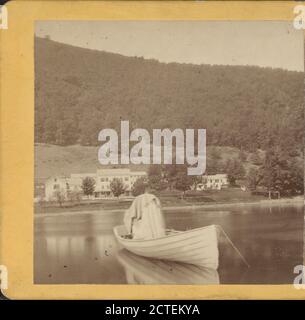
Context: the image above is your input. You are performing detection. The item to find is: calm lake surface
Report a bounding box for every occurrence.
[34,202,304,284]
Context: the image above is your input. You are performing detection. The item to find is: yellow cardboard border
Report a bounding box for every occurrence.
[1,1,304,299]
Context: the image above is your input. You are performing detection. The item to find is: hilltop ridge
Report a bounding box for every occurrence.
[35,36,304,155]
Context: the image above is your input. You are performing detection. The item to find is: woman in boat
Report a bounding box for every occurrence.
[123,187,166,240]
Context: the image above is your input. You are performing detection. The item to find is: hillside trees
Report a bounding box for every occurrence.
[35,37,304,156]
[225,159,246,186]
[258,148,303,197]
[246,167,261,191]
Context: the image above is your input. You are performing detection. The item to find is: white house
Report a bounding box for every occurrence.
[196,174,229,191]
[45,168,147,201]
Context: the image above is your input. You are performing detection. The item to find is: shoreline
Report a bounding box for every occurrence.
[34,196,304,218]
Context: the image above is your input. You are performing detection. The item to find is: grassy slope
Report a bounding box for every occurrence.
[35,143,251,181]
[35,143,101,180]
[34,143,151,181]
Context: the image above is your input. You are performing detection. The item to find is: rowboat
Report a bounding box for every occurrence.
[113,224,219,270]
[117,249,219,284]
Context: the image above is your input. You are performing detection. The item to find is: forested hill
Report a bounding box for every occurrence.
[35,37,304,154]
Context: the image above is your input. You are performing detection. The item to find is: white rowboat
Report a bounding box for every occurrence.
[113,224,219,270]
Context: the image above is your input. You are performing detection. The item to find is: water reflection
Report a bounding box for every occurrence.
[117,249,219,285]
[35,231,125,284]
[44,234,119,260]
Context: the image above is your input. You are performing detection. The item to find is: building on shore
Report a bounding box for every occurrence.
[44,168,147,201]
[196,174,229,191]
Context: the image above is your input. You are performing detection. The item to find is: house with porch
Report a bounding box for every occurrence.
[44,168,147,201]
[196,174,229,191]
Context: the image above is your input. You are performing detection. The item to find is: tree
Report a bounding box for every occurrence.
[132,177,147,196]
[54,189,65,207]
[81,177,96,198]
[110,178,126,198]
[259,148,304,197]
[67,189,82,204]
[190,175,201,191]
[174,171,193,198]
[206,147,222,175]
[289,158,304,195]
[206,157,219,175]
[163,164,179,190]
[225,159,246,186]
[249,150,263,165]
[246,167,261,191]
[259,148,277,195]
[148,165,167,191]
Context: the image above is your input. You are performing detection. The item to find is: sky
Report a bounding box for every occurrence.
[35,21,304,71]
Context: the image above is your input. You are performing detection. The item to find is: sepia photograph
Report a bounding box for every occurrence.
[33,20,304,285]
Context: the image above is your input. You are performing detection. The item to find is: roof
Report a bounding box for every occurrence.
[97,168,146,176]
[71,173,96,178]
[45,168,147,183]
[204,174,228,178]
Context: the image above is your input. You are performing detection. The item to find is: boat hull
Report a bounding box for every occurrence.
[113,224,219,269]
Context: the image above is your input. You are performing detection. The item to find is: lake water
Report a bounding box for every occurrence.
[34,202,304,284]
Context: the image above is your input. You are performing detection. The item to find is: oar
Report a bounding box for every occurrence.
[216,225,250,268]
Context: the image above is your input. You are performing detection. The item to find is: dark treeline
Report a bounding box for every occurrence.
[35,37,304,157]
